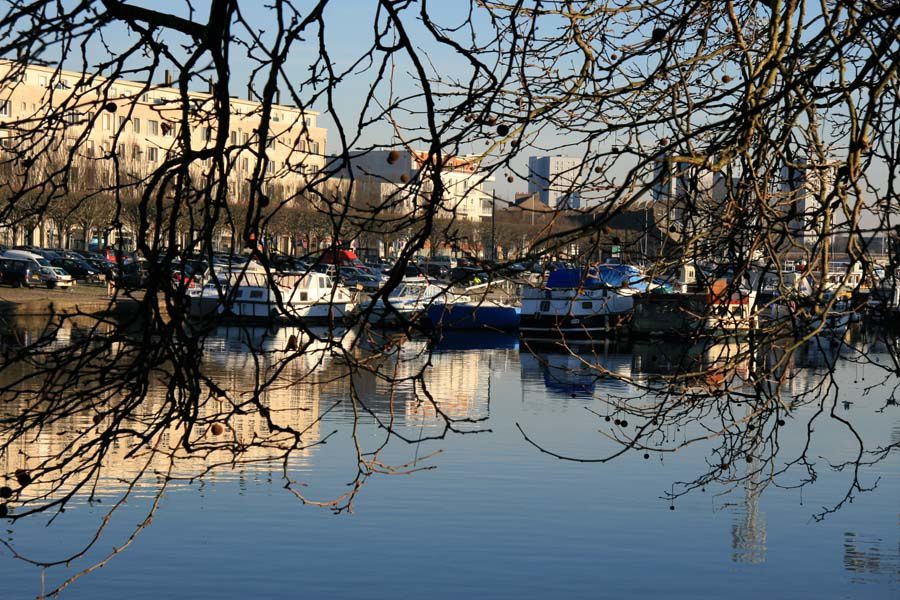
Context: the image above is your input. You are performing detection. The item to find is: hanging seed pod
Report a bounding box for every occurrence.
[211,423,224,436]
[103,102,117,113]
[286,334,299,351]
[594,166,602,173]
[486,115,497,126]
[0,486,11,499]
[92,414,103,425]
[722,75,733,83]
[507,176,514,183]
[651,28,666,42]
[400,173,410,183]
[610,53,618,60]
[387,150,401,164]
[15,470,31,487]
[496,123,510,136]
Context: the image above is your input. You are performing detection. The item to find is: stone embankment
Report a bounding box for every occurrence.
[0,284,144,318]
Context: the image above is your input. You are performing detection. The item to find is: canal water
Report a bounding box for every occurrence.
[1,325,898,599]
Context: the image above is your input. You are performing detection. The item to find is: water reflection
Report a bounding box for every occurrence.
[0,317,897,598]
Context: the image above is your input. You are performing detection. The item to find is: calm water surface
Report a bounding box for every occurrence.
[1,326,898,599]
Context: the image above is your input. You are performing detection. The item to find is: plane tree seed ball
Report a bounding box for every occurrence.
[0,486,11,499]
[211,423,224,436]
[507,176,514,183]
[15,470,31,486]
[496,123,509,136]
[93,414,103,425]
[722,75,733,83]
[104,102,117,112]
[651,28,666,42]
[387,150,400,164]
[400,173,410,183]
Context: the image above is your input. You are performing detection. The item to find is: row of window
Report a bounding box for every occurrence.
[5,69,318,123]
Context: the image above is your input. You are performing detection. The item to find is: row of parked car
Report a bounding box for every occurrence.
[0,246,114,289]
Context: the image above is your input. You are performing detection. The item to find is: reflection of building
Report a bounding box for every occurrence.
[347,339,493,425]
[731,473,767,564]
[527,155,581,209]
[0,324,331,501]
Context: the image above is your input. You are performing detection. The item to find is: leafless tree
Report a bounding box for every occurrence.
[0,1,897,594]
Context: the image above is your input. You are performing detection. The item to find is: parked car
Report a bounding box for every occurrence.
[86,258,117,277]
[425,263,449,280]
[3,249,54,271]
[404,264,428,279]
[339,267,380,291]
[312,263,337,277]
[0,258,42,287]
[50,258,102,282]
[170,259,208,287]
[39,266,75,289]
[117,261,150,289]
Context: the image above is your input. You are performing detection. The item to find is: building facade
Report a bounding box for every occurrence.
[336,149,493,222]
[527,155,582,209]
[0,60,327,251]
[779,160,839,245]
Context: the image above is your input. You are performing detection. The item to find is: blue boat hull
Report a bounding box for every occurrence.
[426,303,520,331]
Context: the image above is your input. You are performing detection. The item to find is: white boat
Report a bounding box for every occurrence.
[357,280,445,325]
[519,266,642,343]
[188,266,354,323]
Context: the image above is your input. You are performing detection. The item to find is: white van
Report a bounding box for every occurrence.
[2,249,53,270]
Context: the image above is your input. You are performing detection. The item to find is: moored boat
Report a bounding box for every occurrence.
[188,266,354,323]
[426,299,520,331]
[519,265,644,343]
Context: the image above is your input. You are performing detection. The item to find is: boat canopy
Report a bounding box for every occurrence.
[546,265,643,289]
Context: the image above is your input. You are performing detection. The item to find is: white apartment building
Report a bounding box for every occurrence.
[0,60,327,250]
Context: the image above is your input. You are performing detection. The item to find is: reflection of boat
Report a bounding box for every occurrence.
[519,266,641,342]
[426,300,520,331]
[519,346,633,397]
[204,325,356,373]
[431,330,519,351]
[631,338,749,386]
[189,269,354,323]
